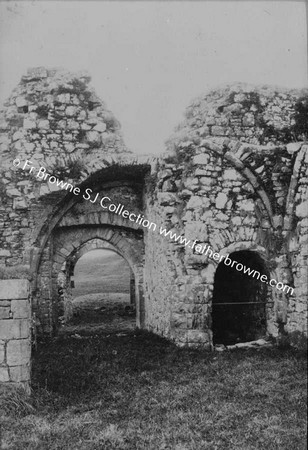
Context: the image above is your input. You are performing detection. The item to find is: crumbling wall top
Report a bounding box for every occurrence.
[0,67,130,184]
[166,83,308,155]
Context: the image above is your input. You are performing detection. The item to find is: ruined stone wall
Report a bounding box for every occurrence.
[0,71,307,352]
[0,67,129,268]
[143,222,174,339]
[175,83,307,145]
[0,280,31,391]
[0,67,150,338]
[144,84,308,346]
[286,145,308,336]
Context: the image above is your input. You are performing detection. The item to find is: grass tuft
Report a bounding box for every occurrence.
[0,385,35,418]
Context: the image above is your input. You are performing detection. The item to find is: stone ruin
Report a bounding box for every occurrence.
[0,67,307,390]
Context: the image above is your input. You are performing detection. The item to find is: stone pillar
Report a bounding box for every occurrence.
[0,279,31,392]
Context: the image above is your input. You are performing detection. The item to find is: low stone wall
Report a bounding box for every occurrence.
[0,279,31,391]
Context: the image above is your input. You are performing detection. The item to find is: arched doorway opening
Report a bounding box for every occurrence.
[72,248,135,326]
[57,247,136,331]
[212,250,269,345]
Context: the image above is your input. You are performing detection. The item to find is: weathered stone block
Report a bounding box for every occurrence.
[0,307,11,319]
[0,320,29,340]
[24,142,35,152]
[296,201,308,219]
[64,143,75,153]
[0,367,10,382]
[0,340,5,364]
[0,279,29,300]
[186,330,210,344]
[13,198,28,210]
[11,300,30,319]
[23,119,36,129]
[239,199,255,212]
[231,216,242,226]
[200,177,216,187]
[38,120,50,129]
[9,365,30,382]
[222,169,239,181]
[0,299,11,307]
[93,122,106,133]
[200,265,215,284]
[186,196,203,209]
[67,120,79,130]
[65,106,77,116]
[7,339,31,366]
[15,97,28,108]
[86,130,101,145]
[6,188,21,197]
[193,154,210,165]
[81,123,91,131]
[215,192,228,209]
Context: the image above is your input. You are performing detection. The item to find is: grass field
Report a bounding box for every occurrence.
[0,331,307,450]
[0,251,306,449]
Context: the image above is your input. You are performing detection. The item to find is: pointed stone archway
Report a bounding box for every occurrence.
[56,237,137,324]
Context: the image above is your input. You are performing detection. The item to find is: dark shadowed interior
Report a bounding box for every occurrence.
[212,250,269,345]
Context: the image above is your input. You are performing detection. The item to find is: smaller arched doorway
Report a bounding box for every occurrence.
[212,250,269,345]
[56,243,138,331]
[71,248,135,326]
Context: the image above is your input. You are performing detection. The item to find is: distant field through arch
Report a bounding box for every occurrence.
[73,249,131,298]
[67,249,136,329]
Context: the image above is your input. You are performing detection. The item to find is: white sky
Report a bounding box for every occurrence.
[0,1,307,154]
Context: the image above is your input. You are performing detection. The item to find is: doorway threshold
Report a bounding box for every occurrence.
[214,338,273,351]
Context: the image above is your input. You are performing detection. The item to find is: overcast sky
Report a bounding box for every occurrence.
[0,1,307,154]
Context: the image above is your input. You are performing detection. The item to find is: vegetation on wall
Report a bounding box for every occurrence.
[52,159,87,180]
[293,96,308,140]
[35,104,49,119]
[55,78,88,96]
[145,172,158,204]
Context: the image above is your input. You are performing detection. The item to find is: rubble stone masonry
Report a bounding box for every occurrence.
[144,84,308,346]
[0,68,307,377]
[0,279,31,391]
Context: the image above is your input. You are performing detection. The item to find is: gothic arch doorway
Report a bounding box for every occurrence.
[57,247,136,330]
[68,240,136,307]
[212,250,269,345]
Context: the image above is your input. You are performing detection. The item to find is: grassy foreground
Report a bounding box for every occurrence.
[0,330,307,450]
